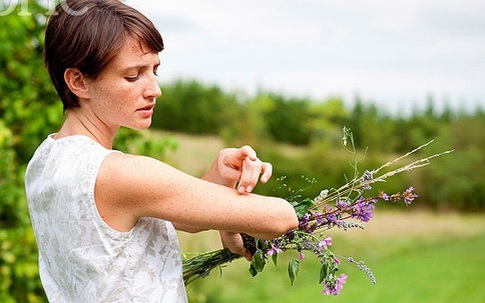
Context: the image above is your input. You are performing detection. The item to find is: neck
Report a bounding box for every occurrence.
[55,110,118,149]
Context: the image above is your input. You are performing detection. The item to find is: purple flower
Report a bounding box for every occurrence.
[299,213,313,233]
[322,274,348,296]
[334,274,348,292]
[351,198,375,222]
[322,283,333,295]
[299,252,305,260]
[403,186,418,205]
[318,237,333,252]
[336,200,350,209]
[300,213,311,224]
[379,192,390,201]
[327,213,343,226]
[265,244,283,256]
[314,212,326,225]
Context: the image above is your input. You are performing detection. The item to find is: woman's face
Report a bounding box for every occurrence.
[84,36,162,131]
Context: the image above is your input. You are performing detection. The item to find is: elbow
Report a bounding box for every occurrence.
[276,207,299,236]
[288,211,300,231]
[261,204,299,240]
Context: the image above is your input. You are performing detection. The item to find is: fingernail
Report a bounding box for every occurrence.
[245,186,252,192]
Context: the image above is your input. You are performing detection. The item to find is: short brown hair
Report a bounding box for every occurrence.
[44,0,164,110]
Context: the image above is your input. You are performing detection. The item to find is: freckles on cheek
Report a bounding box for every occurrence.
[97,83,117,110]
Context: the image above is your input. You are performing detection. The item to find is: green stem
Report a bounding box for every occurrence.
[183,248,242,285]
[183,234,257,285]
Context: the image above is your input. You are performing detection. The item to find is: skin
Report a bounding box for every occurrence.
[56,36,298,261]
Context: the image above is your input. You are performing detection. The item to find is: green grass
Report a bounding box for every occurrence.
[323,233,485,303]
[184,213,485,303]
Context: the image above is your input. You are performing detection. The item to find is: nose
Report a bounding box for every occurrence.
[145,74,162,99]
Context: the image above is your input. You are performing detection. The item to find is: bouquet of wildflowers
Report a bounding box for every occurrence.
[182,127,452,295]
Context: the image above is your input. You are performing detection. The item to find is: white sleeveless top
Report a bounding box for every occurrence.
[25,135,187,303]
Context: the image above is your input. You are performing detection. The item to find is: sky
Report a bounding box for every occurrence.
[125,0,485,114]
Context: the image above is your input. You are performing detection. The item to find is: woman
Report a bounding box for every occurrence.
[24,0,298,302]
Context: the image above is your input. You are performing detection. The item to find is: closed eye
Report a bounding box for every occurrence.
[125,75,140,82]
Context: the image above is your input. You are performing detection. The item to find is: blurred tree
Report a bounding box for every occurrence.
[0,1,54,301]
[394,97,443,153]
[221,93,273,147]
[307,97,348,145]
[0,1,62,163]
[422,115,485,210]
[263,93,312,145]
[151,79,240,135]
[345,98,398,153]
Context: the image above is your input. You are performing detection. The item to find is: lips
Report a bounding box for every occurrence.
[138,103,155,111]
[137,103,155,117]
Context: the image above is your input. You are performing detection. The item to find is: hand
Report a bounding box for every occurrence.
[216,145,272,193]
[219,231,252,261]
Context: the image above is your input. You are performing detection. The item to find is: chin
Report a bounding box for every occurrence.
[127,120,152,131]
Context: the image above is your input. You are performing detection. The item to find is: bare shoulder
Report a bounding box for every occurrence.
[94,152,187,231]
[100,152,169,181]
[97,152,191,206]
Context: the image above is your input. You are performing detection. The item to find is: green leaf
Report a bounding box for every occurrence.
[271,252,278,266]
[319,263,328,284]
[288,258,300,286]
[292,198,314,217]
[250,249,266,273]
[249,265,258,277]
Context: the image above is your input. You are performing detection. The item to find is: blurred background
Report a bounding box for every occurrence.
[0,1,484,302]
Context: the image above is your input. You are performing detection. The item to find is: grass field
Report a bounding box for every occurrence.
[181,211,485,303]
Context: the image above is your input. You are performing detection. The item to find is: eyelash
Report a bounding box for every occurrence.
[125,71,159,82]
[125,75,140,82]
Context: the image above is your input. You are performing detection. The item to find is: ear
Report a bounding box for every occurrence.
[64,68,90,99]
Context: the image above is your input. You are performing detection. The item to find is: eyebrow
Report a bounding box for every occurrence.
[122,61,161,72]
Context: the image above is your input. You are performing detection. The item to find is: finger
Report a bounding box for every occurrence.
[241,248,253,261]
[260,162,273,183]
[217,149,242,180]
[238,158,263,193]
[235,145,257,161]
[228,245,252,261]
[221,232,252,261]
[218,162,242,181]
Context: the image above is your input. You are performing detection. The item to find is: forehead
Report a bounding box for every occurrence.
[108,36,159,71]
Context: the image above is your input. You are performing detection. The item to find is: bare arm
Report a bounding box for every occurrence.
[174,145,273,233]
[94,153,298,240]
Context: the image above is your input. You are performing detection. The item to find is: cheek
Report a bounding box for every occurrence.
[91,79,136,115]
[98,83,127,107]
[113,88,135,108]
